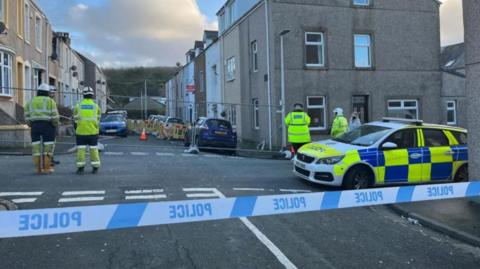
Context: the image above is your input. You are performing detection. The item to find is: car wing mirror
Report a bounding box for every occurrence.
[381,142,398,150]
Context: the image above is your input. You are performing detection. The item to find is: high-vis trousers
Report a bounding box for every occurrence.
[76,135,101,168]
[30,122,56,173]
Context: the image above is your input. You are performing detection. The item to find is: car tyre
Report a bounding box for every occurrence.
[343,166,374,190]
[454,165,469,182]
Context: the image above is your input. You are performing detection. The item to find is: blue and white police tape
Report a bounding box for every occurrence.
[1,182,479,238]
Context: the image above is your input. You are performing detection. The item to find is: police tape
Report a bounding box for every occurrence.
[1,182,479,239]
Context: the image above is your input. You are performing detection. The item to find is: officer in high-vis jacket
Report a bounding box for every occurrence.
[24,84,59,174]
[74,87,101,174]
[331,108,349,138]
[285,103,311,154]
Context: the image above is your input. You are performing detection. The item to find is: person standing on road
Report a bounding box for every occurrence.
[331,108,349,138]
[24,84,59,174]
[349,112,362,131]
[285,103,311,154]
[74,87,102,174]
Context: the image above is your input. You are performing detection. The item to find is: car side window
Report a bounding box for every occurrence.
[452,131,467,145]
[382,129,417,149]
[423,129,450,147]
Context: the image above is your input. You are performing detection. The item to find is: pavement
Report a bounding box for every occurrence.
[1,136,480,268]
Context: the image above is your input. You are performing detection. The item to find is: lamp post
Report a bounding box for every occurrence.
[280,29,290,150]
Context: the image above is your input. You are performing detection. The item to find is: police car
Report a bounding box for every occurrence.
[293,118,468,189]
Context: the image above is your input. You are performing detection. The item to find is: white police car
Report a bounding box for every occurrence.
[293,118,468,189]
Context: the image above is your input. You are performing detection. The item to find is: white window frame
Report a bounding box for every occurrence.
[251,40,258,72]
[24,63,32,104]
[305,32,325,67]
[446,100,457,125]
[24,2,30,43]
[226,57,236,82]
[35,14,42,51]
[0,51,13,96]
[230,106,237,128]
[253,98,259,130]
[307,96,327,131]
[0,0,4,23]
[353,0,370,6]
[387,99,419,120]
[354,34,372,68]
[227,1,235,26]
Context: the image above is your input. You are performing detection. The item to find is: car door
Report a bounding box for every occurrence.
[421,129,454,181]
[378,128,420,184]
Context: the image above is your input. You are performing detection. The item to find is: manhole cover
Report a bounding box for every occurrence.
[0,199,17,211]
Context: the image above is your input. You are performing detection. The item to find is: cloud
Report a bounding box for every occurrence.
[59,0,215,67]
[440,0,464,46]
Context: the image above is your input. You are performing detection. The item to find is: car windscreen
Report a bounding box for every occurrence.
[101,115,124,122]
[207,120,232,130]
[168,118,183,124]
[333,125,392,146]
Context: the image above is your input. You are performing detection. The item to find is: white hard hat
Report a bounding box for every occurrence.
[38,83,51,92]
[83,87,95,96]
[333,107,344,116]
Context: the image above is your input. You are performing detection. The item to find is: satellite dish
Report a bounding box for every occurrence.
[0,22,6,34]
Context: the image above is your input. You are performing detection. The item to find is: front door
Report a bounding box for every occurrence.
[352,95,369,123]
[421,129,454,181]
[378,129,421,184]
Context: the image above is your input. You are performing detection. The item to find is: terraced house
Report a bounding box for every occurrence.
[0,0,107,131]
[167,0,443,149]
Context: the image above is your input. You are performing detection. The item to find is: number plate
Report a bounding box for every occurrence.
[106,129,117,133]
[215,131,226,135]
[295,161,306,169]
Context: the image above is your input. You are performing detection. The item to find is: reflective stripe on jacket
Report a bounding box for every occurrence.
[24,96,59,125]
[285,112,311,143]
[331,116,349,138]
[74,99,101,136]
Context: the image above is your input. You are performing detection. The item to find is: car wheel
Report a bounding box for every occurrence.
[343,166,373,190]
[454,165,469,182]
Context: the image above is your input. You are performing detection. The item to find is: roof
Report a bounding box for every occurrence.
[441,43,465,71]
[204,31,218,40]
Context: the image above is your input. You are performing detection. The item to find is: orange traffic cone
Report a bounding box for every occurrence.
[140,128,148,141]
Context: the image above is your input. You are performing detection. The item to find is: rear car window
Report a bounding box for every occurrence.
[207,120,232,130]
[452,131,467,145]
[423,129,450,147]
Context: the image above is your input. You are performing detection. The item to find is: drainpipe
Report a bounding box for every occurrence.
[264,0,273,150]
[44,19,49,83]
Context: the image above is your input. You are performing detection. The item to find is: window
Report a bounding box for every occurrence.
[229,106,237,128]
[17,0,24,37]
[199,71,204,92]
[447,100,457,125]
[24,65,32,103]
[354,34,372,68]
[334,125,391,147]
[305,32,325,67]
[227,1,235,26]
[452,132,467,145]
[226,57,235,82]
[382,129,417,149]
[24,2,30,43]
[251,41,258,72]
[0,0,4,23]
[423,129,450,147]
[353,0,370,6]
[253,99,259,130]
[35,15,42,51]
[0,52,13,96]
[307,96,327,130]
[387,100,419,120]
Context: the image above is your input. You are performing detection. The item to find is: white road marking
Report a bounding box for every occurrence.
[279,189,312,193]
[213,189,297,269]
[186,193,220,198]
[233,188,266,191]
[182,188,218,192]
[104,152,125,156]
[181,154,197,157]
[131,152,149,156]
[0,192,44,196]
[11,198,37,203]
[125,194,167,200]
[156,152,175,157]
[203,154,220,158]
[58,197,105,203]
[62,191,106,196]
[228,156,244,160]
[124,189,164,194]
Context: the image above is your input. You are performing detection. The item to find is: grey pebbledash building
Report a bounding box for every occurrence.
[217,0,442,148]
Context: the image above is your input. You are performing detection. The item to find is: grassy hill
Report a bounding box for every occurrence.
[104,66,179,107]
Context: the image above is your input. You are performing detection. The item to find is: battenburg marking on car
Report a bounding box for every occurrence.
[293,118,469,189]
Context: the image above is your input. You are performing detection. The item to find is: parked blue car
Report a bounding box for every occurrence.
[100,114,128,137]
[185,118,237,150]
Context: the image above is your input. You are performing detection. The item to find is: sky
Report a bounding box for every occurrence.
[36,0,464,68]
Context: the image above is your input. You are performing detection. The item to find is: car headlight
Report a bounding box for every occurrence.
[316,156,344,165]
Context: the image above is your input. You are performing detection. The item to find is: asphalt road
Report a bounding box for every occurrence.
[0,136,479,268]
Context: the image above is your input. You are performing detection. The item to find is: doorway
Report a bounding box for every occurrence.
[352,95,369,123]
